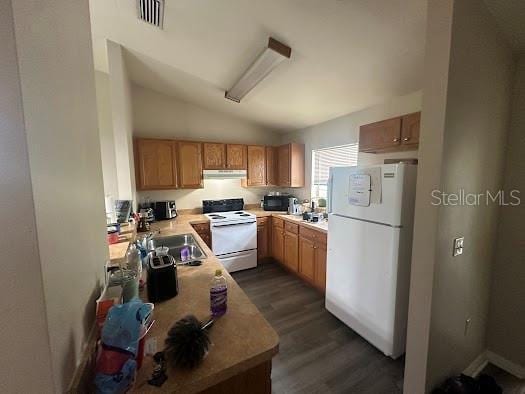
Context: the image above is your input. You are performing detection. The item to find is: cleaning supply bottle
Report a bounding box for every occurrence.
[210,269,227,317]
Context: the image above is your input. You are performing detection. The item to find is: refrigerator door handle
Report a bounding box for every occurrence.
[327,171,334,213]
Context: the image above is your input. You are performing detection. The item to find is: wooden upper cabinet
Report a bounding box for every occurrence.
[266,146,278,186]
[278,143,305,187]
[177,141,203,189]
[135,138,178,190]
[359,117,402,152]
[226,144,247,169]
[203,143,226,169]
[359,111,421,153]
[247,145,266,186]
[277,145,290,186]
[401,112,421,146]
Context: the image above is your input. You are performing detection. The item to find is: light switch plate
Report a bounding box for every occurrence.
[453,237,464,257]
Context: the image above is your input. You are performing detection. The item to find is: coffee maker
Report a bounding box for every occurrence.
[288,197,301,215]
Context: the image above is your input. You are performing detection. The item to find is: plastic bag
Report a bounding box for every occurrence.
[101,298,153,356]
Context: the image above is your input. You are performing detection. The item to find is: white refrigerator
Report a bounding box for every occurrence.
[325,163,417,359]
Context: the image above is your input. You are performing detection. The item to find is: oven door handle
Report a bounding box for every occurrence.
[211,221,256,228]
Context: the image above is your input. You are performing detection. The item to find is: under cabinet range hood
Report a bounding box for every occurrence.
[203,169,247,179]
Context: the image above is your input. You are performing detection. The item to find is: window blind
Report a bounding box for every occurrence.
[311,143,358,198]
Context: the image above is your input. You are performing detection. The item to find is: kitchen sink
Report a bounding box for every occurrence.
[148,233,207,263]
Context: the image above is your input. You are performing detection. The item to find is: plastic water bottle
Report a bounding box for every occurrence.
[210,269,227,317]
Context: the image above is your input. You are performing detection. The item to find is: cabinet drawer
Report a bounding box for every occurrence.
[299,226,317,241]
[299,225,327,244]
[315,231,327,245]
[284,221,299,234]
[192,222,210,233]
[257,217,269,226]
[272,217,284,228]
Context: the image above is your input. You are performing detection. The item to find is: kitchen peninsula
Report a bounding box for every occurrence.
[132,216,279,394]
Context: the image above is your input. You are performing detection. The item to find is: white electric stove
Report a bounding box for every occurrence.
[203,199,257,273]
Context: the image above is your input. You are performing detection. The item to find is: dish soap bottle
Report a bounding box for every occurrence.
[210,269,227,317]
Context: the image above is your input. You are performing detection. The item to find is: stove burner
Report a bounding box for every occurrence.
[209,214,226,219]
[239,214,250,216]
[234,211,244,214]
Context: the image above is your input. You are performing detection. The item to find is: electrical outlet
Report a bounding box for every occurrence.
[453,237,464,257]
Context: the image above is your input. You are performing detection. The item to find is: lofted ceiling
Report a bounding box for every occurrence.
[89,0,427,132]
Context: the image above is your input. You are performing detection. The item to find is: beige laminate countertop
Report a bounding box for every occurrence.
[108,223,136,266]
[132,218,279,393]
[109,210,327,267]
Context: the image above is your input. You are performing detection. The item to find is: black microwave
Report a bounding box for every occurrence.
[263,195,290,211]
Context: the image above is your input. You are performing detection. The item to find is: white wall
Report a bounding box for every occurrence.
[140,179,271,210]
[132,85,281,208]
[404,0,514,391]
[108,40,136,203]
[95,71,119,200]
[403,1,454,392]
[487,55,525,369]
[280,91,422,200]
[0,1,54,391]
[8,0,109,390]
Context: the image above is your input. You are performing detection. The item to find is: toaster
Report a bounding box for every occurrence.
[147,254,178,303]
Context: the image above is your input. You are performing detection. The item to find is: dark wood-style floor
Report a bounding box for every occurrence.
[233,262,525,394]
[232,261,405,394]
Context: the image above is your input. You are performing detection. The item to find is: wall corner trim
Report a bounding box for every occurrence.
[463,351,489,377]
[463,350,525,379]
[486,351,525,379]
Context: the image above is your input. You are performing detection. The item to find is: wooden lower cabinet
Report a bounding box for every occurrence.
[191,222,211,249]
[283,231,299,272]
[257,217,269,260]
[314,242,327,291]
[298,236,316,281]
[271,218,284,263]
[200,360,272,394]
[268,217,327,292]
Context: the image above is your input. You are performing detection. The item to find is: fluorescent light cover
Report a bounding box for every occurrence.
[225,37,291,103]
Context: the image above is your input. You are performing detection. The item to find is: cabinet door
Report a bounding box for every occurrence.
[284,232,299,272]
[178,141,203,188]
[247,145,266,186]
[266,146,277,186]
[226,144,247,169]
[314,243,327,292]
[401,112,421,146]
[257,221,269,260]
[203,143,226,169]
[359,117,402,152]
[277,144,290,186]
[271,225,284,263]
[299,236,315,282]
[289,143,305,187]
[136,139,177,190]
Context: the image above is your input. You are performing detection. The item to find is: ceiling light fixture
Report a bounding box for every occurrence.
[225,37,291,103]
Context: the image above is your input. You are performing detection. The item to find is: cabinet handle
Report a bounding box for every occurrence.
[393,138,399,142]
[403,137,410,141]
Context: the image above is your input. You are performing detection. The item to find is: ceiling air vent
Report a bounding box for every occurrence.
[137,0,164,29]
